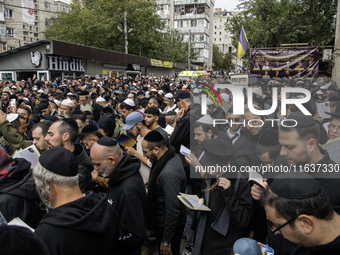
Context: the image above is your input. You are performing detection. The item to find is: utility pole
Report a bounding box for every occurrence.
[124,10,128,54]
[188,30,191,70]
[332,0,340,87]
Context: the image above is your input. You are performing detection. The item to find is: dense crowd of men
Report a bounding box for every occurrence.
[0,73,340,255]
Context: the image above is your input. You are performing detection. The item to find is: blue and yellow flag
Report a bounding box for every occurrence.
[236,26,250,60]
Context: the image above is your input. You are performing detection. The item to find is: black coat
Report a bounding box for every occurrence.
[107,154,146,255]
[170,103,202,153]
[35,192,118,255]
[291,236,340,255]
[92,102,103,122]
[0,158,45,228]
[192,177,253,255]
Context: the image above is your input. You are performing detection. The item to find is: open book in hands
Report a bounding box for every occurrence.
[177,193,211,211]
[248,171,266,189]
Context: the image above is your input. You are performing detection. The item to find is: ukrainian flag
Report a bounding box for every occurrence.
[237,26,250,60]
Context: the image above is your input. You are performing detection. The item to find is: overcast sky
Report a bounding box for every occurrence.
[214,0,240,11]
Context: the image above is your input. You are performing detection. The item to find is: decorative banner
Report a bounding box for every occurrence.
[250,47,319,79]
[22,0,34,25]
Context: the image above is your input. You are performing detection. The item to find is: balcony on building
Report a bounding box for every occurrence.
[174,0,211,6]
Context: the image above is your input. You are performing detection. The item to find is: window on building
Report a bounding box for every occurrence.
[45,19,51,26]
[36,27,38,31]
[34,33,38,37]
[215,26,216,29]
[197,19,204,27]
[183,35,189,42]
[30,37,33,42]
[35,16,38,21]
[23,36,26,41]
[44,2,50,10]
[219,38,221,41]
[35,22,38,26]
[174,5,184,14]
[6,28,14,37]
[214,32,216,34]
[0,23,5,36]
[23,25,25,29]
[219,32,221,35]
[220,19,222,22]
[214,38,216,41]
[35,4,37,9]
[229,47,232,53]
[191,20,197,27]
[5,9,13,19]
[23,31,28,35]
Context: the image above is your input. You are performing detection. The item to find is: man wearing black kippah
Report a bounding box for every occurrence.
[262,174,340,255]
[90,137,146,255]
[252,112,340,255]
[33,147,119,255]
[142,130,186,255]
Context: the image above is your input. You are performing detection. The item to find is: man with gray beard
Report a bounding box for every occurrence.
[79,91,93,113]
[59,98,75,118]
[78,91,103,122]
[34,147,119,255]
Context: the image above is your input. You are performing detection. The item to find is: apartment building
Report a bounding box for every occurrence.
[213,8,234,54]
[0,0,69,52]
[213,8,243,71]
[156,0,214,70]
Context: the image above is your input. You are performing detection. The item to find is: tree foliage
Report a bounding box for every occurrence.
[222,53,236,72]
[46,0,195,63]
[228,0,337,49]
[212,46,236,72]
[213,45,224,70]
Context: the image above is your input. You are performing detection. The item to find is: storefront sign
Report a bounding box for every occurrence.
[47,56,85,72]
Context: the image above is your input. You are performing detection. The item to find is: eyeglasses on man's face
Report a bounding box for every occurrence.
[268,215,299,235]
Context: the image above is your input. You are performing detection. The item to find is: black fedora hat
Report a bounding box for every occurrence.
[325,102,340,118]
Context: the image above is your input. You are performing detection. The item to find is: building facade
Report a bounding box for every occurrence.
[0,0,69,52]
[156,0,214,70]
[0,40,185,81]
[213,8,244,72]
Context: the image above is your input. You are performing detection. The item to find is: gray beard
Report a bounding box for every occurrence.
[80,103,93,113]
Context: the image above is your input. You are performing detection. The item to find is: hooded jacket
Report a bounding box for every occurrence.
[0,158,45,228]
[107,153,146,255]
[73,143,93,192]
[35,192,118,255]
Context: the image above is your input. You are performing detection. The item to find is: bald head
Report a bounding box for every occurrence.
[90,141,123,177]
